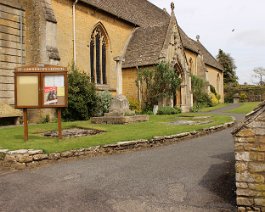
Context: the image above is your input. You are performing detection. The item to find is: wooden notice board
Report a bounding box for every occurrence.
[14,64,68,141]
[14,64,68,109]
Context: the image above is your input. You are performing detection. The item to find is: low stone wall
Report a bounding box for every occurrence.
[234,127,265,211]
[233,101,265,211]
[0,121,234,170]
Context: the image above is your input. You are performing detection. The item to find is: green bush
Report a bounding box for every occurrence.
[144,111,154,115]
[136,62,181,111]
[62,64,98,121]
[191,75,212,107]
[239,92,248,102]
[157,106,181,115]
[95,91,112,116]
[191,104,200,113]
[128,97,141,113]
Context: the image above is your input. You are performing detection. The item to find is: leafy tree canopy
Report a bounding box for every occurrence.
[216,49,238,85]
[136,62,181,110]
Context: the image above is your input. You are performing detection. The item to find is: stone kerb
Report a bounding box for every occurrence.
[0,121,234,170]
[234,111,265,211]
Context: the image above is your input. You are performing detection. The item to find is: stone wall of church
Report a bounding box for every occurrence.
[1,0,60,121]
[50,0,135,92]
[207,65,224,103]
[0,0,50,106]
[122,67,138,101]
[184,50,198,76]
[0,2,24,105]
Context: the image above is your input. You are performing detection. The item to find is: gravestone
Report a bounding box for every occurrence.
[91,56,148,124]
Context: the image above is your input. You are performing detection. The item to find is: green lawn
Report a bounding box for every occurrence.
[226,102,261,114]
[199,103,229,112]
[0,113,232,153]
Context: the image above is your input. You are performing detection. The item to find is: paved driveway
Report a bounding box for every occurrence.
[0,105,244,211]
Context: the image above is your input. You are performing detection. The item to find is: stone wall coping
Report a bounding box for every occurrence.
[0,119,235,170]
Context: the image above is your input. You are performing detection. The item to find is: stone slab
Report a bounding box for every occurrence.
[91,115,149,124]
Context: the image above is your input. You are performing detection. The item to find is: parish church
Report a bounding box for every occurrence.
[0,0,224,120]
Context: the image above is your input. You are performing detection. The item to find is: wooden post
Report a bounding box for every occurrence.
[23,108,28,141]
[58,108,62,139]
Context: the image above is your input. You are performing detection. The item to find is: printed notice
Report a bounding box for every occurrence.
[57,87,65,97]
[45,75,64,87]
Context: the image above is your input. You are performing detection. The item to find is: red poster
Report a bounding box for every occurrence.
[44,86,58,105]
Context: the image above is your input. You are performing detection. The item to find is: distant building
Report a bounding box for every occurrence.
[0,0,224,119]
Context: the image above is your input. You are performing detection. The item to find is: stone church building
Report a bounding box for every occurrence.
[0,0,224,116]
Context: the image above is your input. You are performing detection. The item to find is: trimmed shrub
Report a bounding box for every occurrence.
[62,64,98,121]
[96,91,112,116]
[157,106,181,115]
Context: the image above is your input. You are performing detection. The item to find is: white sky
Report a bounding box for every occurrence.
[149,0,265,84]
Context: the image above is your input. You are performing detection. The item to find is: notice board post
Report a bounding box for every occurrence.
[14,64,68,141]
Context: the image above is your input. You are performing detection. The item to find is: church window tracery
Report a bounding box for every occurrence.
[90,24,108,84]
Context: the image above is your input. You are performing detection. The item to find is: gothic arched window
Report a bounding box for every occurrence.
[90,25,108,84]
[217,74,220,94]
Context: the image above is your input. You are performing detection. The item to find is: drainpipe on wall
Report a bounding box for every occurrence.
[73,0,79,64]
[136,66,142,109]
[19,10,23,64]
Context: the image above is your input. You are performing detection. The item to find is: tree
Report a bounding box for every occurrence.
[191,75,212,108]
[152,62,181,100]
[136,62,181,110]
[216,49,238,85]
[252,67,265,85]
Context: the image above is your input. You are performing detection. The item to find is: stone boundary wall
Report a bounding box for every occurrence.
[0,121,234,170]
[234,110,265,211]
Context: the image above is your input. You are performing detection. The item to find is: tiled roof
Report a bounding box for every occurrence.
[80,0,169,27]
[196,41,224,71]
[80,0,223,71]
[179,28,199,53]
[179,28,223,71]
[123,23,169,68]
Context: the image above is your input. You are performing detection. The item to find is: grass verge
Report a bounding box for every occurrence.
[226,102,261,114]
[199,103,229,112]
[0,113,232,153]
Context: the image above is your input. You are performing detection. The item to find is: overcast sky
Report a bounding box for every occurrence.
[149,0,265,84]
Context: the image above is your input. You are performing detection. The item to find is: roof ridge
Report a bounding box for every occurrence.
[197,41,217,63]
[196,40,224,71]
[146,0,170,17]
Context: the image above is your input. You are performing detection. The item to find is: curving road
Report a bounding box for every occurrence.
[0,104,244,212]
